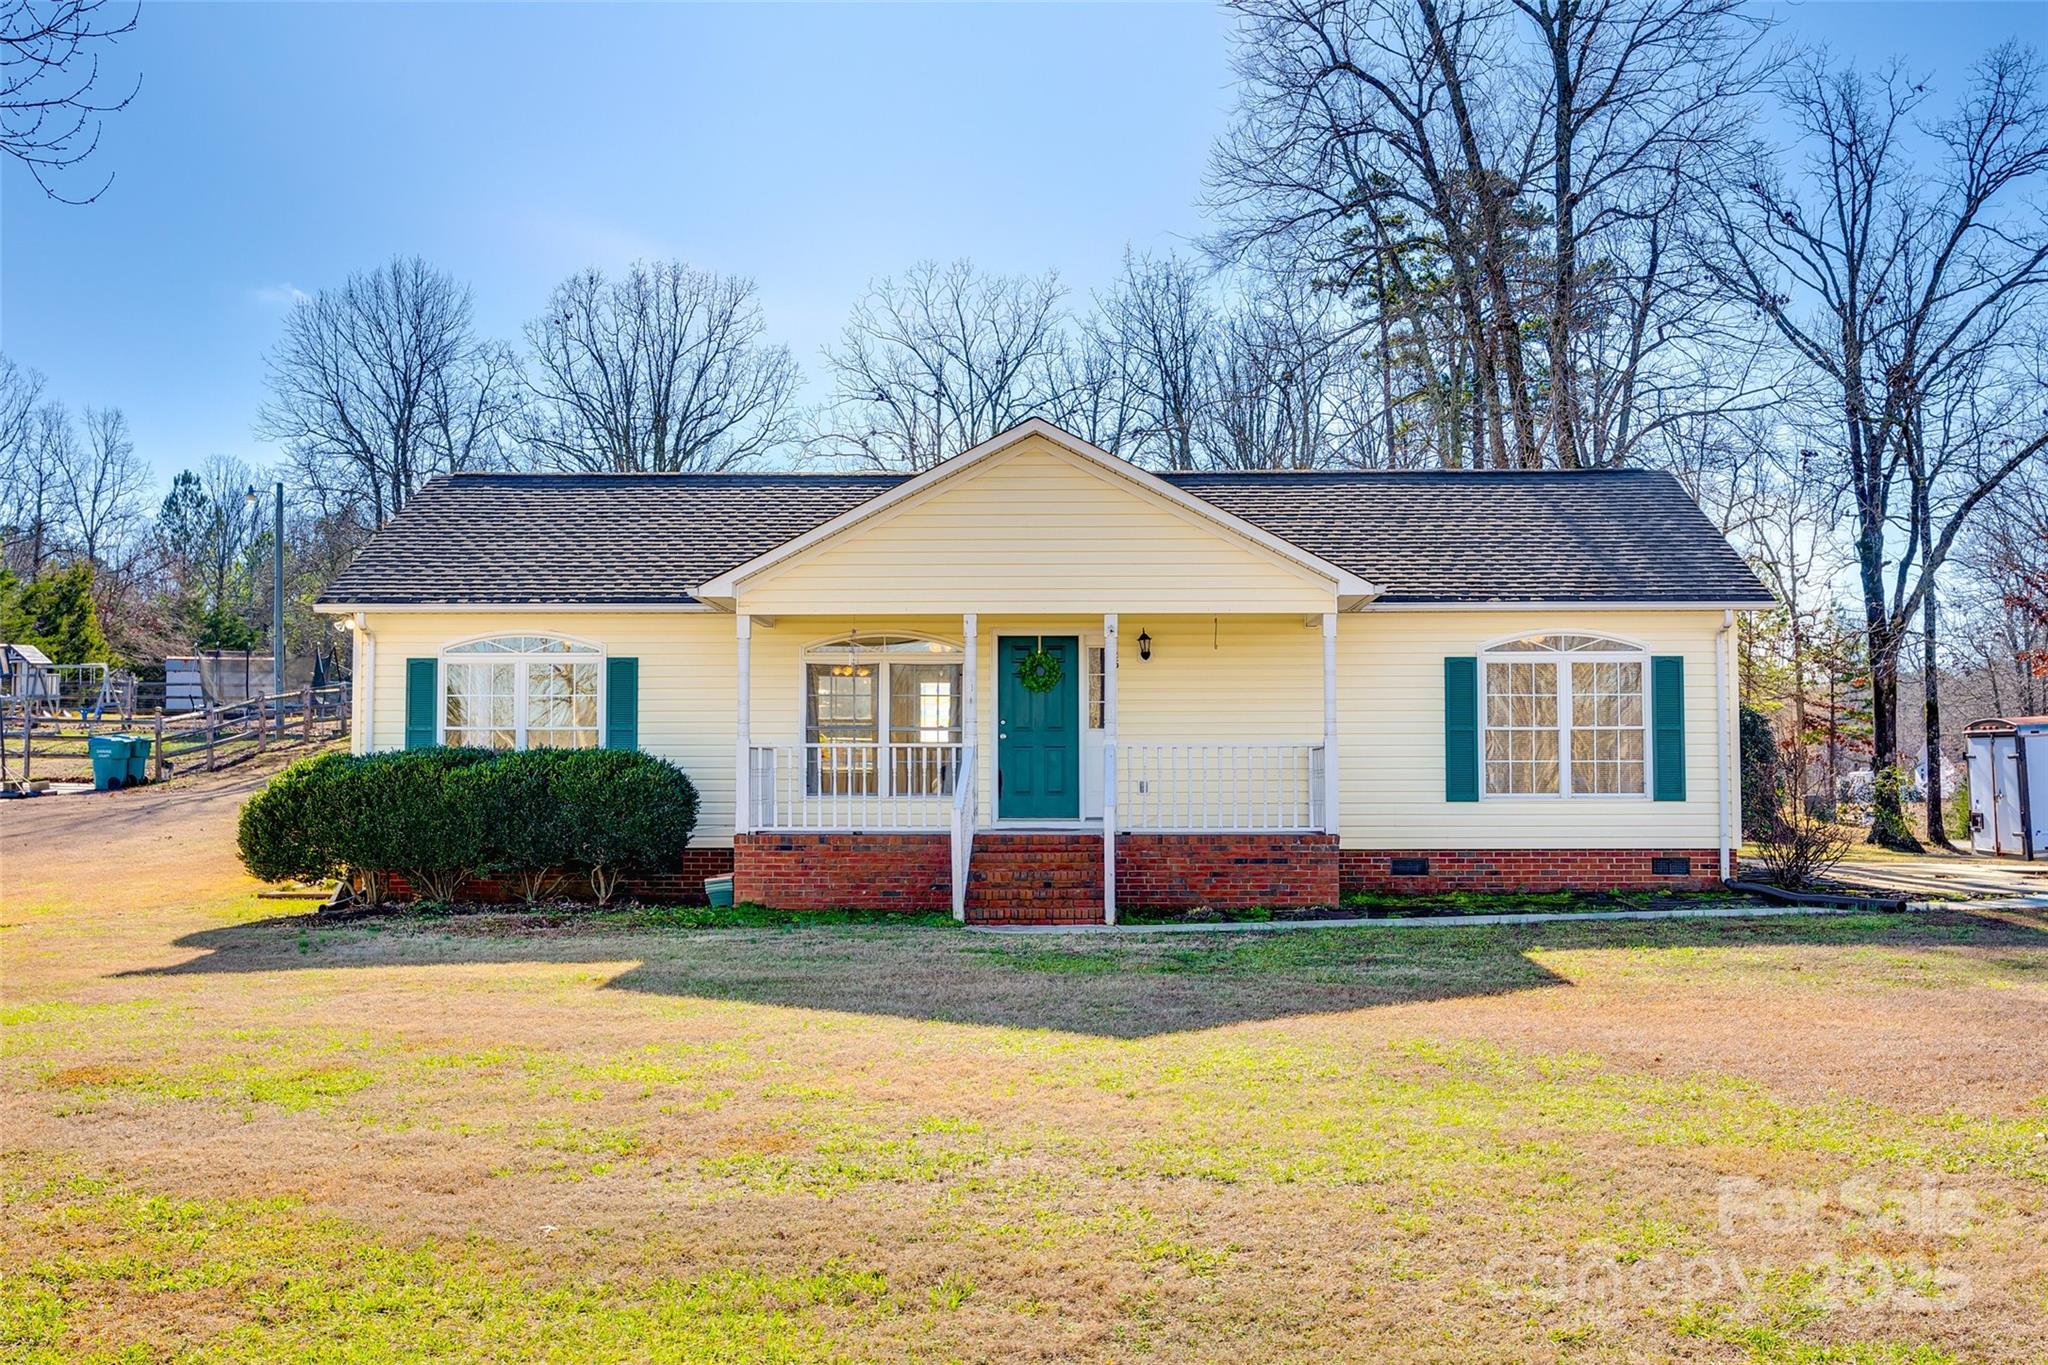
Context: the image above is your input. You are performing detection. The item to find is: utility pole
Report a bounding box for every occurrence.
[248,481,286,736]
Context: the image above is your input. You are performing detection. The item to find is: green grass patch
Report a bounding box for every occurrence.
[327,902,957,932]
[2,1165,889,1362]
[612,903,958,931]
[1115,890,1766,924]
[1338,888,1760,917]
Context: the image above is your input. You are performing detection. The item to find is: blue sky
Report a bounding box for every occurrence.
[1,1,2039,488]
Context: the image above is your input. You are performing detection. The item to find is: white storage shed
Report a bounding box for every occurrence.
[1963,716,2047,859]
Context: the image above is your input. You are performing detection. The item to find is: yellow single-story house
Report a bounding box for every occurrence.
[315,419,1773,923]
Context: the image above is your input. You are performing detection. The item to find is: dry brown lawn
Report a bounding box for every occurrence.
[3,765,2045,1362]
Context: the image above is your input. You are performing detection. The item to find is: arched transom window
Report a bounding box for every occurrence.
[442,635,601,750]
[1480,633,1647,797]
[802,634,962,796]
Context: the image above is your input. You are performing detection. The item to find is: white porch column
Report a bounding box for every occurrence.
[1322,612,1340,835]
[962,613,979,758]
[1103,613,1119,925]
[958,613,979,923]
[734,613,753,836]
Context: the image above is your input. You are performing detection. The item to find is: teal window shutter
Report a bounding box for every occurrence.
[605,657,639,750]
[1444,656,1479,802]
[1652,655,1685,801]
[404,658,437,749]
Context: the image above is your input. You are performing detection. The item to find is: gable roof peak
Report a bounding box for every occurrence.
[692,417,1381,605]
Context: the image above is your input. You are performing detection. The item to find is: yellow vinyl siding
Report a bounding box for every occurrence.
[353,605,1733,853]
[750,615,1318,742]
[1337,609,1730,848]
[358,611,739,847]
[750,614,1326,818]
[734,436,1337,616]
[1107,615,1322,744]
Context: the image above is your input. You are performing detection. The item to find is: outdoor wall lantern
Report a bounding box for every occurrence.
[1137,630,1152,662]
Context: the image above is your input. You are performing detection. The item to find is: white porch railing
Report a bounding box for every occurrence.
[1115,743,1325,831]
[950,745,978,919]
[749,742,961,830]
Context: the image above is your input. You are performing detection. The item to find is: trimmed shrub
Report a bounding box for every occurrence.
[475,748,575,903]
[236,751,355,885]
[328,748,494,902]
[548,748,700,903]
[237,745,698,906]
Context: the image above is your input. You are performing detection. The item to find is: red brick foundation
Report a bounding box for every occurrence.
[732,832,950,911]
[1115,833,1339,910]
[383,846,734,906]
[376,841,1721,910]
[1341,848,1721,895]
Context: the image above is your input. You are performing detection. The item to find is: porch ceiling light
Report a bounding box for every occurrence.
[1137,630,1152,662]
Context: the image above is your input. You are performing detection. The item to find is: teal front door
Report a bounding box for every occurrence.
[998,636,1080,820]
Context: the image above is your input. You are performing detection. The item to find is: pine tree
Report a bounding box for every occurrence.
[0,563,113,664]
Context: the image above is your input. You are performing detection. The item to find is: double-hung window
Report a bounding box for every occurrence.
[1480,634,1647,797]
[803,635,962,796]
[442,635,601,750]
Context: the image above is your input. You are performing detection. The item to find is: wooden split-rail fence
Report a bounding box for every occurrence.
[0,683,351,788]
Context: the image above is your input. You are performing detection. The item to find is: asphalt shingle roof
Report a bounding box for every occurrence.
[1162,469,1772,605]
[318,466,1771,608]
[319,473,904,607]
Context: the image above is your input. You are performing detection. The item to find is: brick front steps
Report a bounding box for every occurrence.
[966,833,1103,926]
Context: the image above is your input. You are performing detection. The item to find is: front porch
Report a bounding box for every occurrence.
[730,612,1343,923]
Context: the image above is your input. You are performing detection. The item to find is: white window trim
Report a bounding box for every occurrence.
[797,631,965,798]
[1477,633,1651,801]
[437,632,605,751]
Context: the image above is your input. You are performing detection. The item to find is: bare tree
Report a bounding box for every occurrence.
[1096,250,1218,469]
[522,261,799,473]
[259,256,519,531]
[1034,322,1133,458]
[1951,465,2048,720]
[1204,276,1380,469]
[1209,0,1773,472]
[56,403,144,570]
[1209,0,1533,468]
[0,0,137,202]
[0,355,50,571]
[1704,44,2048,846]
[811,260,1072,471]
[1739,442,1850,808]
[155,454,266,632]
[1,399,70,574]
[0,354,43,469]
[1515,0,1767,466]
[1196,0,1548,470]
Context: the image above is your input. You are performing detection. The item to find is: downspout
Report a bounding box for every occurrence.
[352,612,374,756]
[1715,610,1733,881]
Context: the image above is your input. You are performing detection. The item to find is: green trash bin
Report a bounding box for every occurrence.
[703,875,735,908]
[125,734,153,785]
[87,734,132,791]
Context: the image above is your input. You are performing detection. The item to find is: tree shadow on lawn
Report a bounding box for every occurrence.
[121,906,2042,1041]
